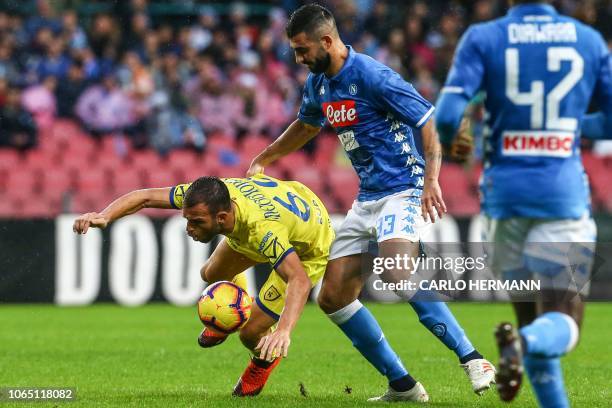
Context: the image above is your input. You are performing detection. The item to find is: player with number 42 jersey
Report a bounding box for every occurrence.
[438,2,612,219]
[436,2,612,407]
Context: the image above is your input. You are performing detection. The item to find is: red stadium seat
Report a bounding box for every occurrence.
[286,166,326,197]
[207,133,237,151]
[20,198,59,218]
[0,149,22,172]
[131,150,163,172]
[76,168,111,193]
[277,151,309,173]
[145,168,182,187]
[239,135,271,162]
[167,149,202,174]
[328,166,359,211]
[0,197,20,217]
[110,166,146,194]
[5,169,41,199]
[41,168,75,201]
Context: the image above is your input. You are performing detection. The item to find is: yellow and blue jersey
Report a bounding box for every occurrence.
[169,175,335,269]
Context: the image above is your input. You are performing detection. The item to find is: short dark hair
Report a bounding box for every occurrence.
[184,176,231,214]
[286,3,337,39]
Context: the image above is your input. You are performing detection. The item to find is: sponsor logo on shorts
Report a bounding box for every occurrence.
[502,131,574,158]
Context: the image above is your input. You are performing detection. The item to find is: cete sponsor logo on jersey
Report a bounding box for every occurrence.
[323,100,359,127]
[501,131,574,158]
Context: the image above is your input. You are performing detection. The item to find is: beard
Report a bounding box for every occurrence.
[307,51,331,74]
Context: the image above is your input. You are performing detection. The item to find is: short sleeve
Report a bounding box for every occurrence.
[371,70,435,128]
[169,183,192,209]
[250,221,295,269]
[297,74,325,127]
[442,26,485,99]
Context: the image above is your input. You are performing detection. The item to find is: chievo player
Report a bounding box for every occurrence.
[73,175,335,397]
[248,4,495,402]
[436,1,612,407]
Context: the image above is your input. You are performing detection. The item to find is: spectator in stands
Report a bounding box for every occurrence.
[55,61,87,118]
[0,87,37,150]
[36,36,70,80]
[21,74,57,127]
[75,71,135,138]
[61,10,88,51]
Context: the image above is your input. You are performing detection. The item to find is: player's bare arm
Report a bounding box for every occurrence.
[72,188,173,234]
[247,119,321,176]
[421,118,447,223]
[256,251,311,361]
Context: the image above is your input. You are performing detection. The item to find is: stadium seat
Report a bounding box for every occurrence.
[277,151,309,173]
[146,168,182,187]
[313,133,338,171]
[239,135,271,162]
[76,168,111,193]
[0,149,22,173]
[286,166,326,197]
[131,150,163,172]
[167,149,201,173]
[20,198,59,218]
[5,169,41,199]
[41,168,75,201]
[328,166,359,211]
[207,133,237,151]
[110,166,146,194]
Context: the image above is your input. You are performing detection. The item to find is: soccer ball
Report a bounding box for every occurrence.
[197,281,252,334]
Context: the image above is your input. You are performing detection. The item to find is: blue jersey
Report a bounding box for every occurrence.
[442,4,612,219]
[298,46,435,201]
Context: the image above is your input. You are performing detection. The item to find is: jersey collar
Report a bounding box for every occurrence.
[508,3,558,18]
[326,45,355,82]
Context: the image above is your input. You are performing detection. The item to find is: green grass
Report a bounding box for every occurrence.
[1,303,610,407]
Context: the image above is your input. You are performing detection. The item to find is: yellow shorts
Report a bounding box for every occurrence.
[256,256,328,320]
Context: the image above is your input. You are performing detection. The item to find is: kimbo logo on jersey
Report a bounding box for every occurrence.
[502,130,574,158]
[323,100,359,127]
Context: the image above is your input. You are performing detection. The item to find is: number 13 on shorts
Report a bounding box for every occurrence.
[377,214,396,240]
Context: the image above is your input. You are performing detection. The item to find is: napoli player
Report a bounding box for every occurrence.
[247,4,495,402]
[436,1,612,406]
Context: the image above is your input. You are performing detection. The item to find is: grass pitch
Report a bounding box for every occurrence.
[1,303,610,407]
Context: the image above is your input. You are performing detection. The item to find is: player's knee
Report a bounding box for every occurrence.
[317,289,343,314]
[200,262,212,282]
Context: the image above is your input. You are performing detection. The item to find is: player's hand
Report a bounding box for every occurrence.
[256,329,291,362]
[246,159,265,178]
[421,179,447,223]
[448,117,474,164]
[73,212,109,234]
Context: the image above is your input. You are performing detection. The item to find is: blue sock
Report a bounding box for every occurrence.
[520,312,579,358]
[524,356,569,408]
[410,299,475,360]
[329,300,408,382]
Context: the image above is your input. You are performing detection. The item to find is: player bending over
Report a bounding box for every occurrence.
[436,1,612,406]
[247,4,495,402]
[73,175,335,397]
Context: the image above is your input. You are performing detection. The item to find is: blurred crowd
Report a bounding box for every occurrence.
[0,0,610,155]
